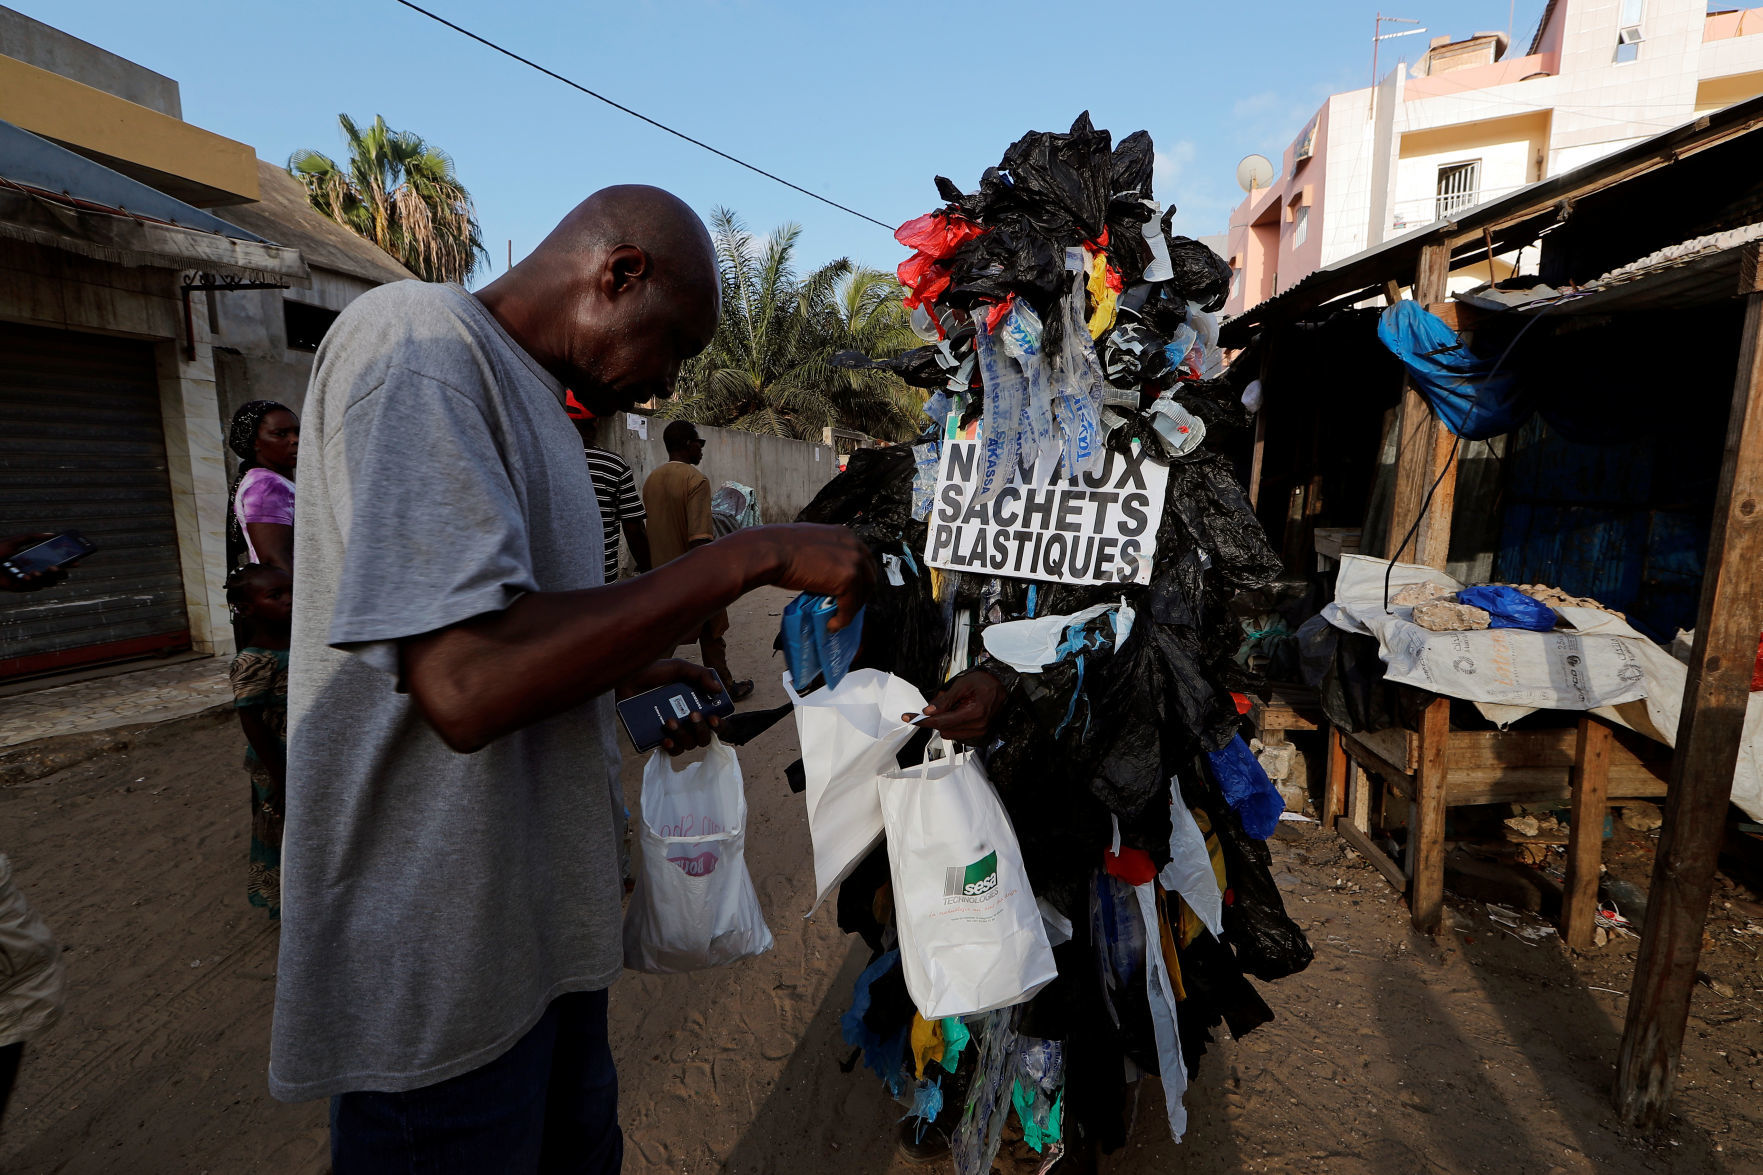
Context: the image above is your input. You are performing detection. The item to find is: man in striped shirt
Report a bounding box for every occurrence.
[568,397,650,583]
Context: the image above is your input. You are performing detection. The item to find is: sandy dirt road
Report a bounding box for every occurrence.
[3,587,1761,1173]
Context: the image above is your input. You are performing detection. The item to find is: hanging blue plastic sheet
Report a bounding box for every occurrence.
[1376,301,1531,441]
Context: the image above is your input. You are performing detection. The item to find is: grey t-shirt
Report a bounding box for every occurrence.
[269,281,622,1101]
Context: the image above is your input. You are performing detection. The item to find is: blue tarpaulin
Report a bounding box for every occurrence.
[1376,301,1531,441]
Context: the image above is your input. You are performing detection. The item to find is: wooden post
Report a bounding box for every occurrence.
[1409,695,1452,933]
[1385,242,1458,569]
[1562,717,1613,950]
[1324,725,1349,825]
[1346,757,1371,833]
[1249,411,1267,510]
[1615,288,1763,1128]
[1249,343,1271,510]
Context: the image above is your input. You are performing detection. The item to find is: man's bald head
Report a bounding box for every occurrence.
[539,186,716,282]
[476,185,721,418]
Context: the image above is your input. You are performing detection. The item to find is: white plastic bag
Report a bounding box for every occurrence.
[623,738,773,973]
[783,669,929,911]
[880,749,1058,1019]
[981,601,1133,673]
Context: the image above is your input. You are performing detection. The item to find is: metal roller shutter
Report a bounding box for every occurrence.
[0,321,190,679]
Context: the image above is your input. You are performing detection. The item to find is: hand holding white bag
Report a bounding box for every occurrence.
[784,669,930,911]
[623,737,773,974]
[880,748,1057,1019]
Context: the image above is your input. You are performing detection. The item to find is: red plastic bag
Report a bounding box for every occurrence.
[1752,633,1763,692]
[894,211,984,259]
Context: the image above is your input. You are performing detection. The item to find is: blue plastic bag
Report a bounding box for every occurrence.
[780,593,866,690]
[1456,585,1558,631]
[841,950,909,1096]
[1206,735,1284,841]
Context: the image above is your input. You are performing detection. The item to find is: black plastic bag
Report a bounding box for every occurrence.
[831,346,948,389]
[1197,791,1314,981]
[796,446,914,547]
[1110,130,1155,198]
[941,228,1064,313]
[1162,217,1233,312]
[995,111,1114,242]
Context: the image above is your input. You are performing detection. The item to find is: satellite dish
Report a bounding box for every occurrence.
[1236,154,1275,193]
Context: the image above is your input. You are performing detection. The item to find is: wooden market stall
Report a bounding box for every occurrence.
[1219,94,1763,1128]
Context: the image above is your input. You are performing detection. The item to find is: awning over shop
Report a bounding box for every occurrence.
[0,118,307,285]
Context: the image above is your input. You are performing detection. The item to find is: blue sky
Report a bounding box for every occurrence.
[28,0,1547,283]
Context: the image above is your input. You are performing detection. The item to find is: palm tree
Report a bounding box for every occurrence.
[664,209,924,442]
[289,114,487,284]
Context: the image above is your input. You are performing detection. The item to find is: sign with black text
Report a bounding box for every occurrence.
[926,430,1169,586]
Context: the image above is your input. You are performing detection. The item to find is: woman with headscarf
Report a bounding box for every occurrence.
[227,400,300,573]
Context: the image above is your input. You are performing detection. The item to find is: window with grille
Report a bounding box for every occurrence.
[1436,160,1481,219]
[1616,0,1644,63]
[1292,205,1310,247]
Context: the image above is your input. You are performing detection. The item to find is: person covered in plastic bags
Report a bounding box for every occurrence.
[796,114,1313,1173]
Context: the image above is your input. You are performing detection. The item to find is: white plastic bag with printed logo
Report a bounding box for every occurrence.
[880,748,1057,1019]
[623,737,773,973]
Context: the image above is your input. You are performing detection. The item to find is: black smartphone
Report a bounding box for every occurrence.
[616,671,736,753]
[3,531,95,582]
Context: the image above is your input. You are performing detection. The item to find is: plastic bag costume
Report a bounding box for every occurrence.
[801,114,1312,1169]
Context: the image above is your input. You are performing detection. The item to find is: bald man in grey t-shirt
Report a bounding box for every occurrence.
[272,187,874,1173]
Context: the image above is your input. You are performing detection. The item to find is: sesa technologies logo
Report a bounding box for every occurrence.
[945,851,999,900]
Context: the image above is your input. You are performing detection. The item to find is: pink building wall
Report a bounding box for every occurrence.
[1705,8,1763,41]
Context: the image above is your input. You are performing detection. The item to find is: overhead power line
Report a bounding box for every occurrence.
[392,0,898,232]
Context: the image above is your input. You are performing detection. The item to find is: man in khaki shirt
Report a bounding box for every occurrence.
[643,421,753,700]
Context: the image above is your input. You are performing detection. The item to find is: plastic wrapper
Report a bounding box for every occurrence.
[911,442,939,520]
[1051,250,1107,480]
[780,593,865,691]
[952,1009,1022,1175]
[971,316,1027,505]
[999,302,1059,477]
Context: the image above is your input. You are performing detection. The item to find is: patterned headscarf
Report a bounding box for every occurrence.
[226,400,291,569]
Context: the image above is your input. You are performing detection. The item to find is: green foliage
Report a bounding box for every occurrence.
[289,114,488,284]
[663,208,925,443]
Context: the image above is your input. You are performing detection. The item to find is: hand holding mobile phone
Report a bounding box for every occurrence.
[616,670,736,753]
[0,530,95,590]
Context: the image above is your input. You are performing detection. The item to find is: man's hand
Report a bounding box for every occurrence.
[755,524,875,633]
[0,533,68,593]
[906,669,1008,745]
[618,658,724,754]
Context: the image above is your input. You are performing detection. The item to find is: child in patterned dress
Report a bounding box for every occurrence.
[226,564,291,918]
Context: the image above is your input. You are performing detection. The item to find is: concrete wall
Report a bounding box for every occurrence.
[591,413,839,527]
[0,5,179,116]
[0,53,256,206]
[209,266,379,424]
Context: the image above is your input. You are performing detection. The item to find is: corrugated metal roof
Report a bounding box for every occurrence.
[0,117,261,240]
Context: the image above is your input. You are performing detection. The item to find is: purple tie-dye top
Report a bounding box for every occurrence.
[235,467,295,564]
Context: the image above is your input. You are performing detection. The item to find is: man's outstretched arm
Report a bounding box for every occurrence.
[402,523,871,752]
